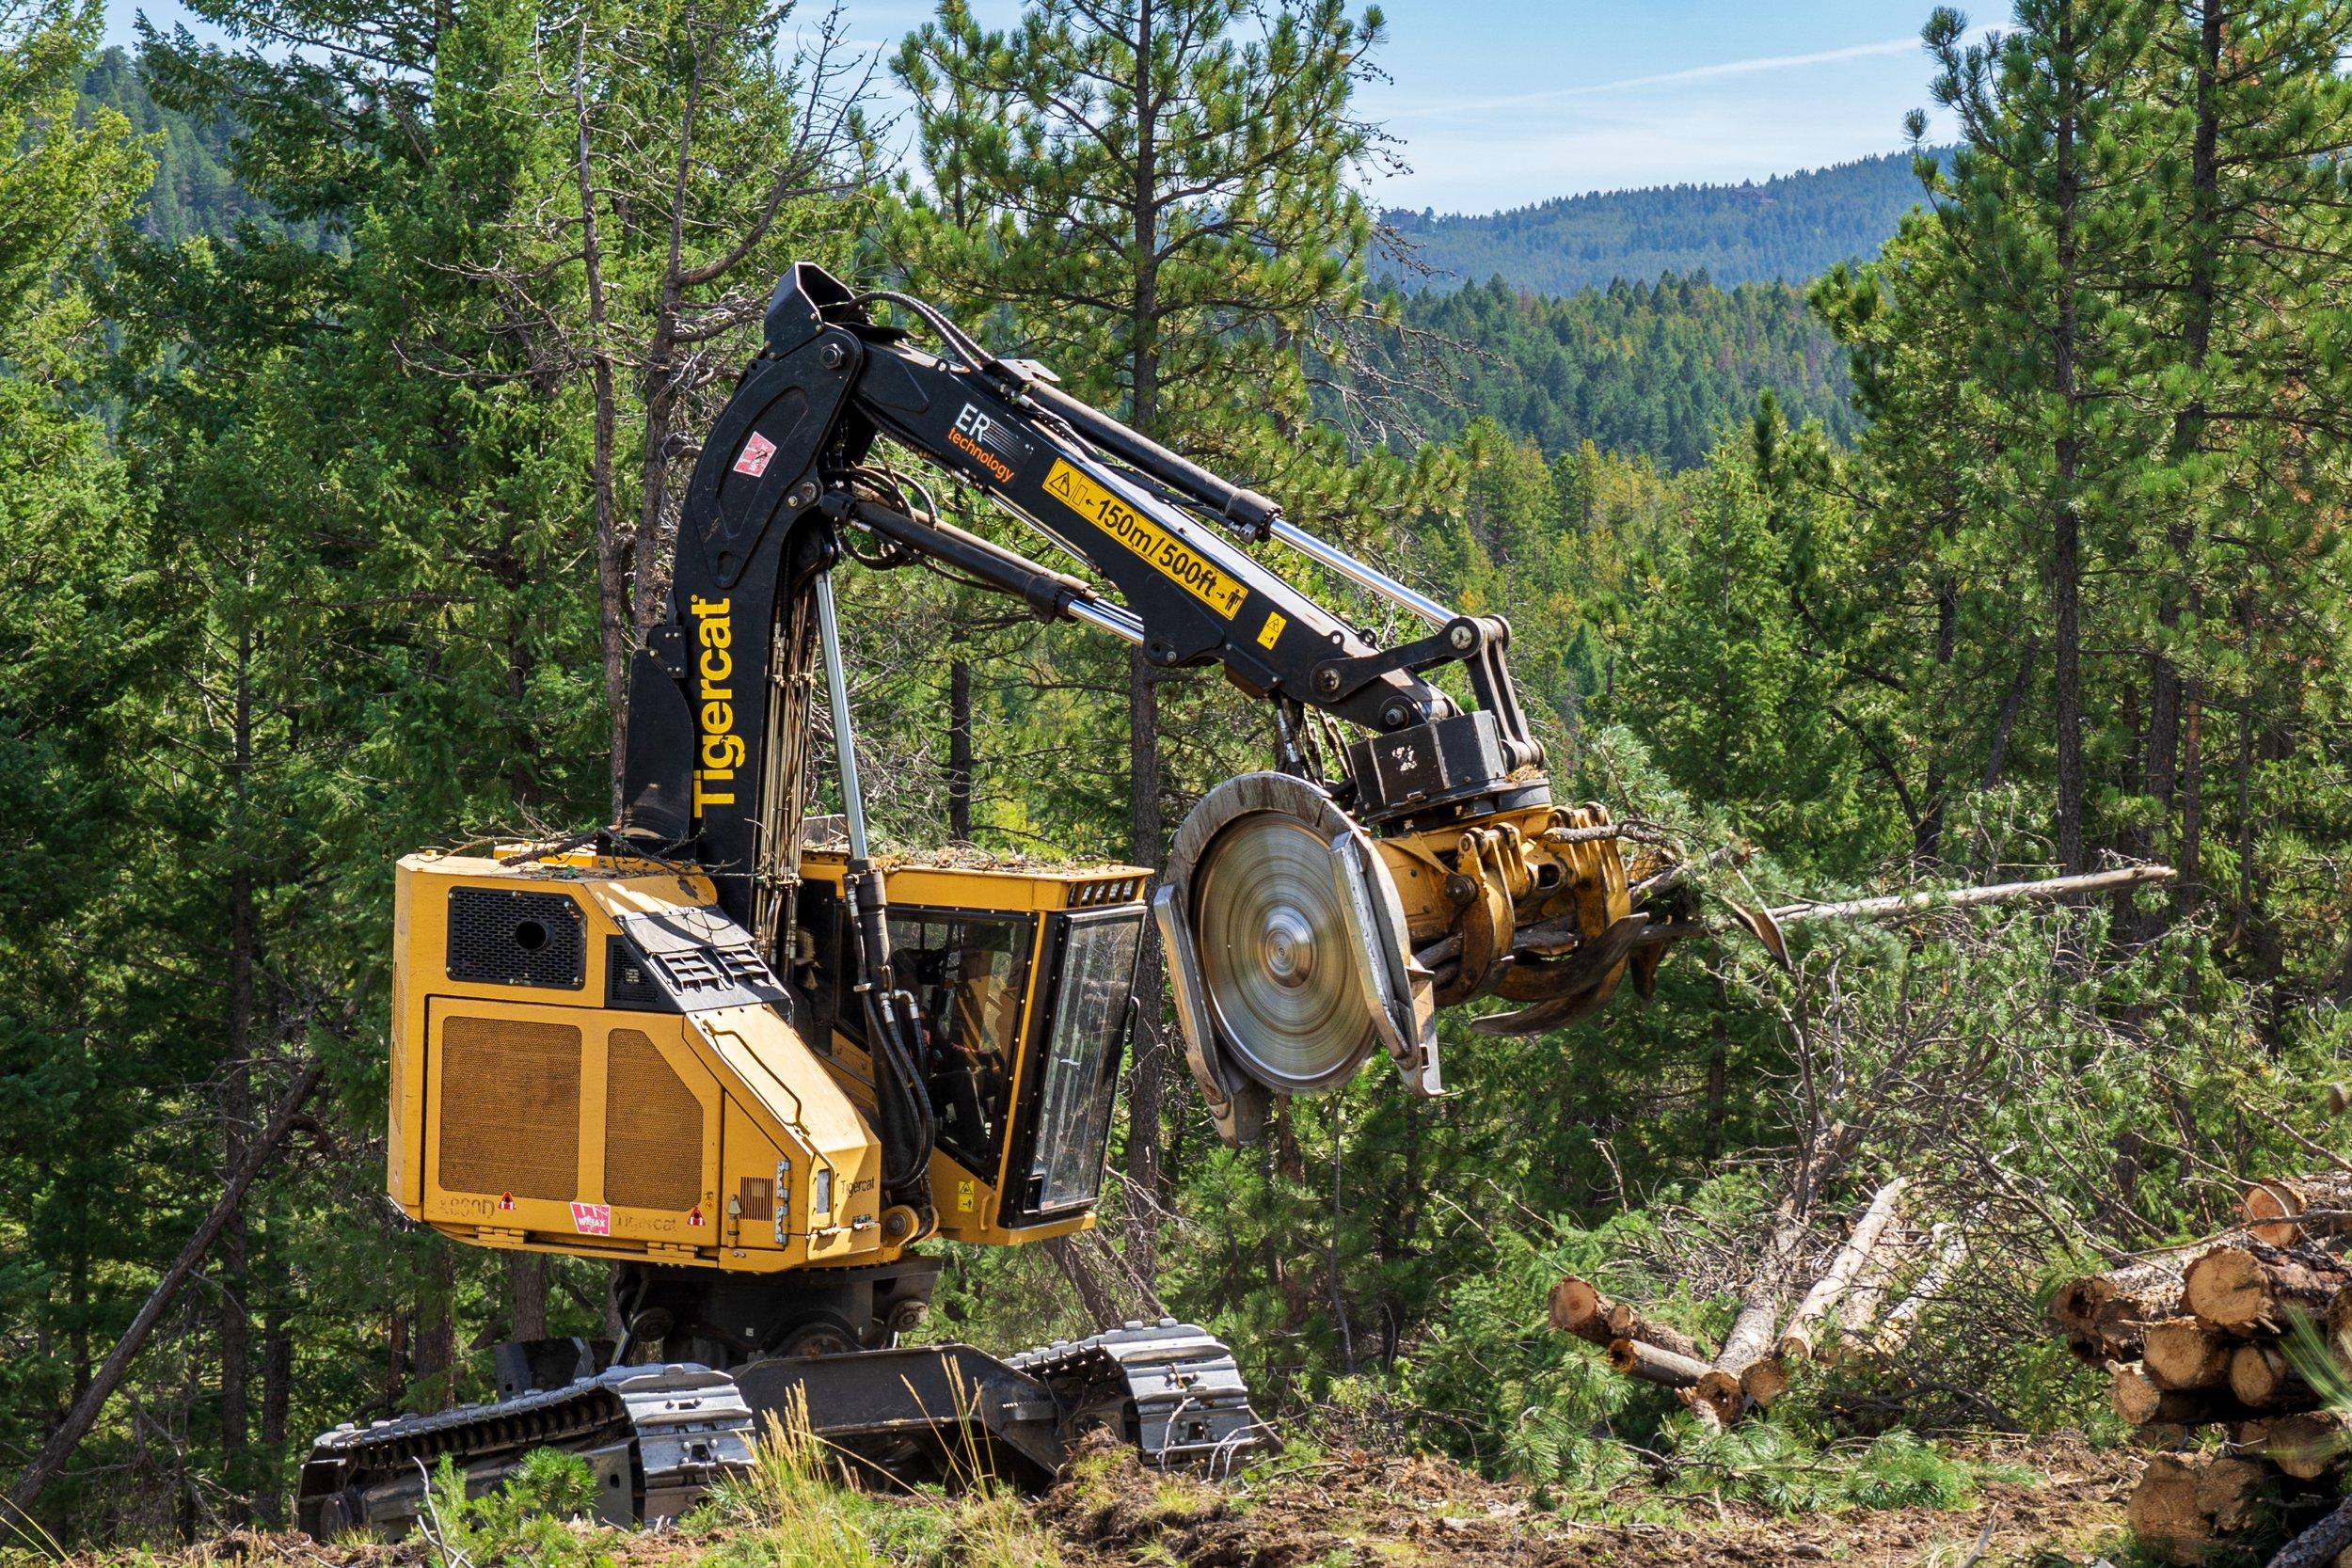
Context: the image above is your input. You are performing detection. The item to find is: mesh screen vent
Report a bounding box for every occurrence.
[439,1016,581,1199]
[604,1029,703,1212]
[446,887,586,989]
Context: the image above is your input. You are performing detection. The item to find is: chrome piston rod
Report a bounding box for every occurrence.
[1265,518,1454,628]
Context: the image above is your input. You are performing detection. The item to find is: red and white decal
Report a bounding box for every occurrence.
[497,1191,516,1212]
[732,431,777,478]
[569,1201,612,1237]
[687,1205,705,1228]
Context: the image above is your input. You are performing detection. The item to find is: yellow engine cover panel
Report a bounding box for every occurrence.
[392,851,889,1272]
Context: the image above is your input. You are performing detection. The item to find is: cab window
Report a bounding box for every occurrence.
[886,910,1035,1174]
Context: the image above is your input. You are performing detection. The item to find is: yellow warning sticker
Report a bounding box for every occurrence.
[1256,610,1287,650]
[1043,460,1248,619]
[956,1179,975,1213]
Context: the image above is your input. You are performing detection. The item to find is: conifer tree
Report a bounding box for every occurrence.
[890,0,1391,1290]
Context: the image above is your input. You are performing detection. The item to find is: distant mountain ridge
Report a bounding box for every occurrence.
[1379,150,1944,296]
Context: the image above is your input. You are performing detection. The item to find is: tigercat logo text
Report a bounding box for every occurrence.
[690,594,741,816]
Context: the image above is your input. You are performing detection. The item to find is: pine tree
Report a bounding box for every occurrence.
[889,0,1391,1292]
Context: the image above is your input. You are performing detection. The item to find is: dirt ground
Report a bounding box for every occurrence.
[47,1434,2141,1568]
[1037,1432,2140,1568]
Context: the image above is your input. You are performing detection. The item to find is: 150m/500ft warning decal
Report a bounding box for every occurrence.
[1043,459,1248,619]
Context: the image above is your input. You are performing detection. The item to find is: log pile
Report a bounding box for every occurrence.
[1549,1178,1952,1426]
[2049,1173,2352,1563]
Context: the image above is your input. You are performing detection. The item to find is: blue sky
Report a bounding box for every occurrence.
[103,0,1970,214]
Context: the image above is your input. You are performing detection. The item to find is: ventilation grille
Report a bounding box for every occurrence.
[439,1016,580,1200]
[604,1028,703,1212]
[605,936,668,1010]
[447,888,586,989]
[648,942,775,998]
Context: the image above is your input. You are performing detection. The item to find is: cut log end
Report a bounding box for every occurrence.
[2143,1318,2233,1391]
[2227,1341,2309,1410]
[1740,1354,1789,1408]
[1549,1276,1605,1340]
[1605,1336,1712,1389]
[1691,1368,1746,1428]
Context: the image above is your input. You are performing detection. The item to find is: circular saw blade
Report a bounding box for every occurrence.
[1191,811,1379,1095]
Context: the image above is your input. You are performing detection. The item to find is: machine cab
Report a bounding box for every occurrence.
[790,847,1151,1242]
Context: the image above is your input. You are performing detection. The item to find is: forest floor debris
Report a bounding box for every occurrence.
[31,1432,2142,1568]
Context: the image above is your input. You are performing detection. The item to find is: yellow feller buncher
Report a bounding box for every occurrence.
[293,262,1747,1534]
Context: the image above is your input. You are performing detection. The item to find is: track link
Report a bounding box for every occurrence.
[295,1364,754,1538]
[1006,1317,1263,1471]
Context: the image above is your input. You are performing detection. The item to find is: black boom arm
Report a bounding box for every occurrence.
[615,263,1549,1196]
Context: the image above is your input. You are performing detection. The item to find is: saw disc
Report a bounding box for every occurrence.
[1191,811,1378,1095]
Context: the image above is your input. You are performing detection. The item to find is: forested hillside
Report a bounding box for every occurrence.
[76,49,271,245]
[1369,273,1858,467]
[1380,150,1938,294]
[6,0,2352,1562]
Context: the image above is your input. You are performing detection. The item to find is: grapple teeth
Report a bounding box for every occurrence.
[1474,913,1659,1029]
[1470,988,1614,1037]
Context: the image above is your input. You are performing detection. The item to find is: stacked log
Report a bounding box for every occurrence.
[2048,1174,2352,1562]
[1549,1178,1947,1426]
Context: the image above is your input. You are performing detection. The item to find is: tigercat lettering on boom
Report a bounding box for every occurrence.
[690,595,739,816]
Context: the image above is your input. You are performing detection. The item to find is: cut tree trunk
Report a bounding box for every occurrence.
[1549,1277,1610,1346]
[1606,1337,1711,1388]
[2270,1495,2352,1568]
[1601,1300,1704,1360]
[2242,1174,2352,1248]
[2111,1362,2249,1428]
[2254,1409,2352,1482]
[2144,1317,2235,1391]
[1695,1301,1784,1428]
[2324,1285,2352,1369]
[1816,1227,1920,1367]
[2051,1253,2193,1361]
[1777,1178,1908,1361]
[2185,1245,2352,1334]
[2127,1451,2269,1565]
[1691,1204,1811,1427]
[2229,1342,2312,1411]
[1872,1223,1968,1355]
[1739,1355,1790,1408]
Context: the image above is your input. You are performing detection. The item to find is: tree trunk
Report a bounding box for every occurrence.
[1778,1178,1907,1360]
[257,1316,292,1527]
[572,15,629,819]
[507,1253,548,1342]
[1601,1300,1703,1360]
[2050,1251,2192,1361]
[2127,1452,2268,1564]
[2051,3,2088,876]
[3,1063,322,1528]
[2183,1245,2352,1334]
[2240,1174,2352,1248]
[2226,1342,2307,1411]
[415,1244,456,1410]
[1607,1337,1710,1388]
[947,657,973,840]
[2254,1409,2352,1482]
[220,629,258,1526]
[2268,1494,2352,1568]
[2142,1317,2233,1391]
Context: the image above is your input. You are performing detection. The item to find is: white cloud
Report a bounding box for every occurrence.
[1395,37,1928,121]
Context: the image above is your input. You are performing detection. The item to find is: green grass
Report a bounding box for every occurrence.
[688,1412,1058,1568]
